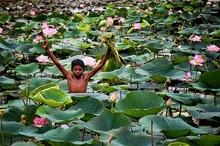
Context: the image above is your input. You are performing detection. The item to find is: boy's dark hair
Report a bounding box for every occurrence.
[71,59,85,70]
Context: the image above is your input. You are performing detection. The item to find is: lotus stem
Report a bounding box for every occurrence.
[214,94,217,106]
[179,102,183,117]
[151,121,154,146]
[25,73,29,126]
[111,103,114,112]
[0,111,4,146]
[81,127,86,141]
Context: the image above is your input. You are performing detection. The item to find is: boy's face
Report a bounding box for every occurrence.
[72,65,84,79]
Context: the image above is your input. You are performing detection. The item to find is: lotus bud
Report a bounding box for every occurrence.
[166,98,172,106]
[97,36,102,42]
[21,114,26,125]
[105,32,113,38]
[110,92,117,103]
[104,83,109,87]
[101,38,105,43]
[83,52,87,56]
[0,109,4,118]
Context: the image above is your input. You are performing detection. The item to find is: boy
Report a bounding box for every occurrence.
[43,41,111,93]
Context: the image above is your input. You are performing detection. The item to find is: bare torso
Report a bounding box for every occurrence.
[66,74,89,93]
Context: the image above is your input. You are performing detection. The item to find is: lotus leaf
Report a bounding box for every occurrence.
[114,91,166,118]
[165,135,220,146]
[84,108,131,133]
[186,105,220,119]
[158,92,203,106]
[11,142,38,146]
[139,115,207,138]
[69,93,110,101]
[190,69,220,92]
[15,63,40,76]
[135,58,186,80]
[68,97,104,116]
[99,127,164,146]
[0,121,22,138]
[35,127,80,144]
[0,76,15,87]
[36,105,84,124]
[29,83,72,107]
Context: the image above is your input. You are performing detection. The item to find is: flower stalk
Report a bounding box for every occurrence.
[0,110,4,146]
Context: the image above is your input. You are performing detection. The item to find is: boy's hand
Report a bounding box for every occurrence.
[43,41,49,50]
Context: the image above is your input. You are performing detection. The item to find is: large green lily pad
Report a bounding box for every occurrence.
[84,108,131,133]
[158,92,203,106]
[139,115,207,138]
[99,127,165,146]
[135,58,186,81]
[36,105,84,124]
[29,83,72,107]
[15,63,40,76]
[114,91,166,118]
[186,105,220,119]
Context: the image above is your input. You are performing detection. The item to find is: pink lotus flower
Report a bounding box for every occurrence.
[0,28,2,34]
[100,26,106,31]
[41,22,48,29]
[166,98,172,106]
[82,56,96,68]
[137,9,142,13]
[180,72,192,82]
[133,23,142,30]
[37,55,49,63]
[147,6,152,11]
[79,4,85,8]
[178,10,183,13]
[190,54,204,66]
[33,35,43,43]
[115,25,120,30]
[189,35,201,42]
[33,117,49,127]
[30,10,36,16]
[110,92,117,102]
[168,9,173,15]
[119,17,125,23]
[206,1,211,5]
[207,44,220,52]
[42,27,57,37]
[107,17,114,26]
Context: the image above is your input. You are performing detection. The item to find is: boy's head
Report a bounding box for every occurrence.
[71,59,85,79]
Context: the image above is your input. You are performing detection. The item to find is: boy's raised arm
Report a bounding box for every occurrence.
[43,41,69,77]
[85,46,112,79]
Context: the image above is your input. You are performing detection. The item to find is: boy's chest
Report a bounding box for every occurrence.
[67,77,88,93]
